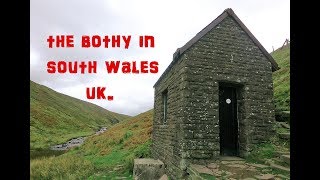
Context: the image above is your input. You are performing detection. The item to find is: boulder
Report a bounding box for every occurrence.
[133,158,165,180]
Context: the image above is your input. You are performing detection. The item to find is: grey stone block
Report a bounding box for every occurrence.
[133,158,165,180]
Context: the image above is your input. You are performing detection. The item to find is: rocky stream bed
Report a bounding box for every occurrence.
[50,127,107,151]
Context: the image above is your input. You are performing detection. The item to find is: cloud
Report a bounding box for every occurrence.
[30,0,290,116]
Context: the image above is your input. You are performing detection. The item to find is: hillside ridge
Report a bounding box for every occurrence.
[30,80,130,149]
[271,43,290,112]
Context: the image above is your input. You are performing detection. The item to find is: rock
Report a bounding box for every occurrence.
[221,160,245,164]
[261,168,271,172]
[274,151,290,157]
[254,174,275,180]
[213,170,232,177]
[280,122,290,129]
[226,164,247,168]
[247,166,259,172]
[159,174,168,180]
[248,163,269,168]
[133,158,165,180]
[268,162,290,172]
[50,128,106,151]
[278,133,290,140]
[281,155,290,165]
[276,174,289,179]
[189,164,214,175]
[211,168,220,173]
[221,161,230,164]
[224,171,233,177]
[213,170,223,177]
[207,163,219,169]
[275,111,290,123]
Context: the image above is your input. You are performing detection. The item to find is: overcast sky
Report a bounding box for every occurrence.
[30,0,290,116]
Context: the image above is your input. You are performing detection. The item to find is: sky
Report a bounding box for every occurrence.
[30,0,290,116]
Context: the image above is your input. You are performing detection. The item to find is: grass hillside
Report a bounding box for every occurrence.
[271,44,290,111]
[30,109,153,179]
[30,80,130,149]
[30,44,290,179]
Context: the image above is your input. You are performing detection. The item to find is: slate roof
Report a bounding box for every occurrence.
[154,8,279,87]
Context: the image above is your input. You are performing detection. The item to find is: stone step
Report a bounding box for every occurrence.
[247,163,269,169]
[276,174,290,179]
[275,111,290,122]
[268,162,290,172]
[254,174,275,180]
[207,163,219,169]
[270,158,289,168]
[219,156,245,161]
[281,155,290,165]
[278,133,290,140]
[274,151,290,157]
[279,122,290,129]
[189,164,214,176]
[187,164,208,180]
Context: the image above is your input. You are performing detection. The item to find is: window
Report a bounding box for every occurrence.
[162,89,168,123]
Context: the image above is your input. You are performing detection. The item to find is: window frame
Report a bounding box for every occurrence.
[162,89,168,123]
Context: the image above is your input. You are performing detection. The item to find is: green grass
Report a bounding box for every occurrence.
[82,110,153,177]
[246,134,289,165]
[30,109,153,178]
[276,127,289,134]
[200,173,216,179]
[30,80,130,150]
[246,143,275,164]
[272,44,290,112]
[87,171,133,180]
[261,167,290,179]
[30,148,66,160]
[30,154,95,179]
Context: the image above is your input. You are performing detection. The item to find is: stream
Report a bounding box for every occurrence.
[50,127,107,151]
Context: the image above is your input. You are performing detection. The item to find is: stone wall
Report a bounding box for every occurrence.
[152,15,276,178]
[181,15,275,163]
[152,56,189,178]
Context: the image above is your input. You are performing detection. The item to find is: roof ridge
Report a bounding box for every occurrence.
[154,8,279,87]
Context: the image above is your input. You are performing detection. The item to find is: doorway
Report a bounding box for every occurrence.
[219,85,239,156]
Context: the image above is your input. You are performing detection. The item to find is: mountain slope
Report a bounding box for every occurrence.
[31,109,153,179]
[30,80,130,149]
[271,43,290,111]
[80,109,153,175]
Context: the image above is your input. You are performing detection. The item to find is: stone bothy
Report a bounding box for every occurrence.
[151,8,279,178]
